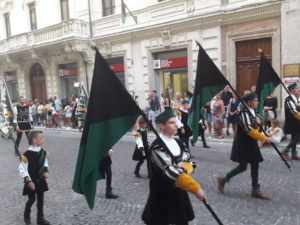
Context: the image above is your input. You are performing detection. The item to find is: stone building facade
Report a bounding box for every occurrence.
[0,0,299,110]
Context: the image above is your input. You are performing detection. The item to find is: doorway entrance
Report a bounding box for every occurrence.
[159,69,188,99]
[236,37,272,95]
[30,63,47,100]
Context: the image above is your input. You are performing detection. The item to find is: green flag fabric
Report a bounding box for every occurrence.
[72,49,140,209]
[188,44,228,143]
[255,52,281,117]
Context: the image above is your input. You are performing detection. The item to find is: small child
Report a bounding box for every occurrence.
[19,130,50,225]
[132,117,150,178]
[266,119,283,145]
[98,149,118,199]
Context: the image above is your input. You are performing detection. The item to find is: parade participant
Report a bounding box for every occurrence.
[142,110,206,225]
[98,149,118,199]
[178,100,193,151]
[14,96,32,155]
[217,92,272,199]
[132,117,151,178]
[19,130,51,225]
[282,83,300,160]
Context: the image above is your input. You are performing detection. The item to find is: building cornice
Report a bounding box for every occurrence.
[92,2,281,44]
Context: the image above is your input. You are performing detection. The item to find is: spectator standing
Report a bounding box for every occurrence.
[204,102,212,138]
[173,92,183,110]
[53,96,61,128]
[263,94,278,129]
[37,101,45,127]
[227,93,240,135]
[147,90,161,130]
[163,89,171,111]
[212,93,225,139]
[71,94,78,129]
[31,100,39,126]
[221,85,233,135]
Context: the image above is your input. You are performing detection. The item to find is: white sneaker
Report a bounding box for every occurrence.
[207,136,212,139]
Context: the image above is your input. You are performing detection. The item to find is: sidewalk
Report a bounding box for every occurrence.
[35,126,293,149]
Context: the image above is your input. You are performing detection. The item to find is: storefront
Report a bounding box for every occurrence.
[153,49,188,98]
[4,70,19,101]
[58,63,79,100]
[106,57,125,86]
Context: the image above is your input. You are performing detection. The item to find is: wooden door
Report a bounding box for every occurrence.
[236,38,272,95]
[30,63,47,100]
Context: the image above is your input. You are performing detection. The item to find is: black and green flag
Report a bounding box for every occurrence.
[72,49,140,209]
[255,52,281,117]
[188,44,228,143]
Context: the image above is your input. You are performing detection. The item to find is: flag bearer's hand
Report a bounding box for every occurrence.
[265,137,272,144]
[195,188,207,203]
[27,182,35,191]
[44,172,49,179]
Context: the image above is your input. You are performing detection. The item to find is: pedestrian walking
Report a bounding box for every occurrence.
[132,117,151,178]
[217,92,272,199]
[19,130,51,225]
[14,96,32,155]
[98,149,118,199]
[282,83,300,160]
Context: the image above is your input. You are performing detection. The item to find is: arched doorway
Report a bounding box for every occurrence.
[30,63,47,100]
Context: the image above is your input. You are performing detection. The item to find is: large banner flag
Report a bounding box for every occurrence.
[72,49,141,209]
[255,52,281,117]
[188,43,228,143]
[0,82,14,138]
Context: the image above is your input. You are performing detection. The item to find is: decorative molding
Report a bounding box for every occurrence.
[160,30,172,47]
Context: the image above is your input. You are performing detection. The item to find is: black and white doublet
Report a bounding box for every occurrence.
[132,128,149,161]
[19,146,49,195]
[230,108,263,164]
[284,95,300,134]
[142,135,194,225]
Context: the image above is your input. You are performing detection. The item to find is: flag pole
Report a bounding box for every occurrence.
[0,78,20,156]
[203,200,224,225]
[195,41,292,172]
[91,46,223,224]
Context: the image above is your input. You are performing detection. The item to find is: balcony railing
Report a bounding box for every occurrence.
[0,19,89,53]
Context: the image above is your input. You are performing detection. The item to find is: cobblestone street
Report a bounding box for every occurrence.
[0,129,299,225]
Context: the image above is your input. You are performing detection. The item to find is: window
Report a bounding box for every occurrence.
[29,3,37,30]
[4,13,11,38]
[102,0,115,17]
[60,0,69,21]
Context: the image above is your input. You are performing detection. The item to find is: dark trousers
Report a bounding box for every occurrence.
[224,163,259,188]
[16,132,29,154]
[179,137,190,151]
[286,132,300,154]
[199,128,208,147]
[103,165,112,191]
[25,192,44,218]
[135,158,152,178]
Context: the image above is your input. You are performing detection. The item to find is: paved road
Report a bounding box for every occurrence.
[0,129,299,225]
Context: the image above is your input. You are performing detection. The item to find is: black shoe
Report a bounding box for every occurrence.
[203,144,210,148]
[24,215,31,225]
[37,218,51,225]
[190,140,195,147]
[106,192,119,199]
[226,130,230,136]
[134,171,142,178]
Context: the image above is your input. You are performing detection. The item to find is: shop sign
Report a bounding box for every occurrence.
[59,68,78,76]
[5,74,17,81]
[109,64,124,72]
[283,77,300,87]
[153,57,188,69]
[283,64,300,77]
